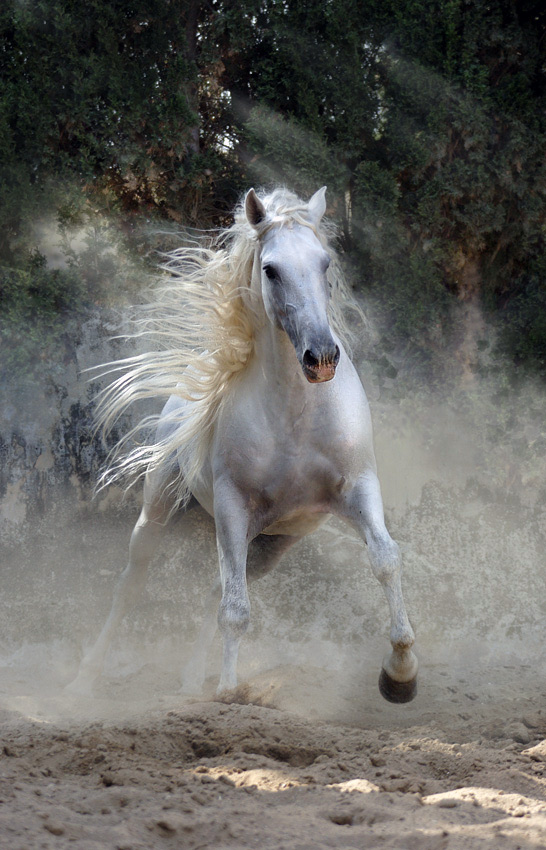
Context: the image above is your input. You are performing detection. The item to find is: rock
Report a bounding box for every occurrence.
[44,820,65,836]
[522,740,546,761]
[437,798,459,808]
[511,724,531,745]
[380,778,411,793]
[156,816,180,832]
[327,808,354,825]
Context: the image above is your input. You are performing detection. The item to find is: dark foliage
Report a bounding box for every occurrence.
[1,0,545,372]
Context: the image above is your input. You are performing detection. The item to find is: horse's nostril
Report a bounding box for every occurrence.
[303,349,319,369]
[303,345,339,370]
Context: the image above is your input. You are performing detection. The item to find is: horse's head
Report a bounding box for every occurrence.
[246,187,340,383]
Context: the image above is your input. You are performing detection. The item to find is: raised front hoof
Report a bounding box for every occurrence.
[378,668,417,704]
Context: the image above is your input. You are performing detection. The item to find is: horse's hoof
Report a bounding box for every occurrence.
[378,668,417,704]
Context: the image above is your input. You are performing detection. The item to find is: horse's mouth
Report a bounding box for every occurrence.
[302,362,337,383]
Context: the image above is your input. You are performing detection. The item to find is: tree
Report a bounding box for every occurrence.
[221,0,546,368]
[0,1,213,249]
[0,0,237,383]
[1,0,546,373]
[373,0,546,362]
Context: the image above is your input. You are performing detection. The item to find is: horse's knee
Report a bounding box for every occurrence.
[218,595,250,639]
[368,534,401,584]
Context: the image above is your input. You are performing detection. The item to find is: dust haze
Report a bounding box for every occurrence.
[2,291,546,848]
[2,290,545,717]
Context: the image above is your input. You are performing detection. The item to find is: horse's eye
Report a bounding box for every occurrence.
[263,264,278,281]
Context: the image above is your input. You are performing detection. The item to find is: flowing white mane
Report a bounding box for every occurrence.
[96,187,358,507]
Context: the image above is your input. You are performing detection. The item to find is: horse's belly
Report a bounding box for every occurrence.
[262,509,329,537]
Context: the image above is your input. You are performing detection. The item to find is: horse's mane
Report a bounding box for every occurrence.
[96,187,359,508]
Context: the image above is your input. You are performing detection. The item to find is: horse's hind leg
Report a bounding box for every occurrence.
[181,533,298,695]
[65,473,175,695]
[338,472,418,704]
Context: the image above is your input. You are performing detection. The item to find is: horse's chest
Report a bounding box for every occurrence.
[212,380,368,529]
[262,509,329,537]
[224,430,348,523]
[248,457,340,536]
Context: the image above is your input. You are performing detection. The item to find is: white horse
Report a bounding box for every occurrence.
[67,187,417,703]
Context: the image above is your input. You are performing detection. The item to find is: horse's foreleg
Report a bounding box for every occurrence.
[66,478,173,695]
[209,484,257,694]
[181,533,298,694]
[339,472,417,704]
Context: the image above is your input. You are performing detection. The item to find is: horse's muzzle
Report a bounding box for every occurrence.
[302,345,340,383]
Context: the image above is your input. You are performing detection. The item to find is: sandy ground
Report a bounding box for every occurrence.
[2,635,546,849]
[3,390,546,848]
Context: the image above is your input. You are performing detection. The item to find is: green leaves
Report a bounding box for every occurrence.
[1,0,545,373]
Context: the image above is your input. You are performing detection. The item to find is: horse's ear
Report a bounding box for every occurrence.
[245,189,267,228]
[307,186,327,225]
